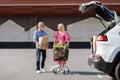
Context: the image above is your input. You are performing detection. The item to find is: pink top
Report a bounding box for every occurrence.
[53,31,71,44]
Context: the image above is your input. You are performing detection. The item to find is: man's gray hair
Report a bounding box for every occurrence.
[38,22,44,27]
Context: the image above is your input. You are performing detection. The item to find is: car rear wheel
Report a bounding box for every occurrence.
[115,62,120,80]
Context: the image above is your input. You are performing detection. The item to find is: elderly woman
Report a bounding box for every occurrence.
[53,23,71,65]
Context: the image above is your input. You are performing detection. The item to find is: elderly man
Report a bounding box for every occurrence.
[33,22,48,74]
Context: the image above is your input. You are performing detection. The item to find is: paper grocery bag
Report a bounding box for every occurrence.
[38,35,48,50]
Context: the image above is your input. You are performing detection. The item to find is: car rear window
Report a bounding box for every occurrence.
[98,22,115,35]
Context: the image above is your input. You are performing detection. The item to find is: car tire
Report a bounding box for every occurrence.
[115,62,120,80]
[108,69,116,79]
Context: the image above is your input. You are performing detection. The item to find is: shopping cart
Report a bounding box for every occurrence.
[52,45,70,75]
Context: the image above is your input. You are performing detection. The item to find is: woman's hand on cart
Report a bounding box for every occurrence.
[64,43,69,47]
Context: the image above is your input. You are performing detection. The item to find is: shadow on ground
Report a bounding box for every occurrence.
[70,71,106,75]
[43,70,107,76]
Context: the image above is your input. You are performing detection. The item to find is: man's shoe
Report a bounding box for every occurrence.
[36,70,40,74]
[41,68,46,72]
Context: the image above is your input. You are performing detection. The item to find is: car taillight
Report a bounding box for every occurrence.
[97,35,108,41]
[92,55,100,61]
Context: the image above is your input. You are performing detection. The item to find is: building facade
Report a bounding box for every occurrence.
[0,0,120,48]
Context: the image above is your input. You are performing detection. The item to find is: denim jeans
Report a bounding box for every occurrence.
[36,48,46,70]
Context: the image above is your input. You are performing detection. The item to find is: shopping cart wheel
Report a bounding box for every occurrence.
[53,67,57,73]
[63,71,66,75]
[63,69,70,75]
[68,69,70,74]
[53,69,55,73]
[55,71,57,75]
[63,70,68,75]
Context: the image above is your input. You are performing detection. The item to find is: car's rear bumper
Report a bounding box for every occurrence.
[88,53,113,74]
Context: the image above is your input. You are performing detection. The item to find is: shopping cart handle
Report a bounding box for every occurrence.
[53,45,68,49]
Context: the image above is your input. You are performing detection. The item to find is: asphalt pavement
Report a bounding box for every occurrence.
[0,49,112,80]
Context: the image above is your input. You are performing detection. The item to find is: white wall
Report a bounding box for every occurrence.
[0,20,29,42]
[0,17,108,42]
[0,20,55,42]
[67,17,106,42]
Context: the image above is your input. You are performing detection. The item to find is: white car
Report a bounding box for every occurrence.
[79,1,120,80]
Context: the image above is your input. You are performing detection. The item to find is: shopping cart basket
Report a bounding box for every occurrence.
[52,45,70,75]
